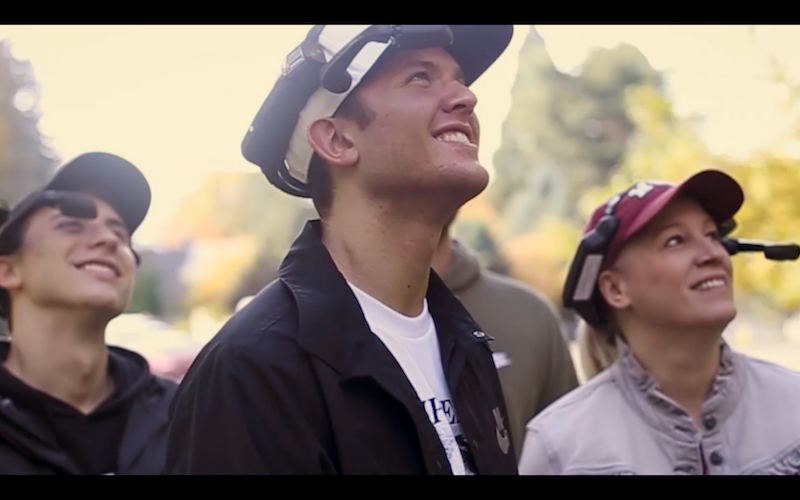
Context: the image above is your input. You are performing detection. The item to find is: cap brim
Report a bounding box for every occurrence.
[242,25,514,198]
[45,152,151,236]
[622,169,744,243]
[447,25,515,87]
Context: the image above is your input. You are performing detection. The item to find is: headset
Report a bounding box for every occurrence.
[0,190,141,265]
[562,183,800,327]
[241,25,456,198]
[282,25,455,95]
[562,183,652,326]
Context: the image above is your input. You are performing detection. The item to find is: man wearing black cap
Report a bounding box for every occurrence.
[0,152,178,475]
[166,25,519,475]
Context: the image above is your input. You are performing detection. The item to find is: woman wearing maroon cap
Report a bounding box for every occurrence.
[518,169,800,475]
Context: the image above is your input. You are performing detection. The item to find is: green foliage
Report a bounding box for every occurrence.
[500,215,583,305]
[0,40,55,335]
[0,40,58,203]
[451,219,510,275]
[0,42,48,335]
[127,262,164,316]
[227,254,281,310]
[490,27,662,235]
[577,84,712,218]
[165,171,312,314]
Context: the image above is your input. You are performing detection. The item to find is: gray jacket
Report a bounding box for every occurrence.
[518,338,800,475]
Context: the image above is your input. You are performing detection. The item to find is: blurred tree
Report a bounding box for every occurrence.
[164,172,311,315]
[501,214,583,305]
[576,84,711,215]
[765,48,800,145]
[450,218,511,276]
[0,40,58,338]
[126,262,164,317]
[182,234,258,316]
[227,254,281,310]
[0,40,58,205]
[456,192,508,239]
[490,26,663,237]
[164,171,307,257]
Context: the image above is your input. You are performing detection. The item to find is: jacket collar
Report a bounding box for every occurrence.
[612,336,743,435]
[278,220,488,380]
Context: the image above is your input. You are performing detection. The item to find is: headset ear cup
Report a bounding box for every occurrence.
[597,215,620,239]
[568,213,620,327]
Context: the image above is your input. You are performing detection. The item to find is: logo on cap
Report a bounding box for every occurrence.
[628,182,655,199]
[627,180,673,200]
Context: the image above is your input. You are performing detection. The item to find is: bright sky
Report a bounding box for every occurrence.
[0,25,798,248]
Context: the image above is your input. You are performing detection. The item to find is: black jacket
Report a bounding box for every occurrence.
[0,341,178,475]
[165,220,519,475]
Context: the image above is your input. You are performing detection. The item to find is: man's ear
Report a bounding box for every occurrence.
[0,256,21,292]
[597,269,631,311]
[307,117,359,169]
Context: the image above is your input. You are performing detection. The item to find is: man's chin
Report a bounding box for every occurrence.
[447,172,489,206]
[73,295,128,319]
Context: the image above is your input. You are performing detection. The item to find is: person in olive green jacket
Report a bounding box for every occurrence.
[431,214,579,461]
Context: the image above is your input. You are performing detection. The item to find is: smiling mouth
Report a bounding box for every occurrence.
[692,278,726,291]
[435,131,475,147]
[75,262,120,279]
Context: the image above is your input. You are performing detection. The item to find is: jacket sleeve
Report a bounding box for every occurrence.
[517,427,557,475]
[164,337,336,475]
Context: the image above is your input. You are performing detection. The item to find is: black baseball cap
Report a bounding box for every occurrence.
[0,151,151,246]
[241,25,514,198]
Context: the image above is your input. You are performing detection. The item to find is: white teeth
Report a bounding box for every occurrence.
[80,263,116,276]
[436,131,470,144]
[695,279,725,290]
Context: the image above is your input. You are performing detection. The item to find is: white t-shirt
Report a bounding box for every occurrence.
[347,281,475,475]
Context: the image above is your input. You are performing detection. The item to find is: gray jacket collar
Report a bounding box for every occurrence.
[611,336,743,439]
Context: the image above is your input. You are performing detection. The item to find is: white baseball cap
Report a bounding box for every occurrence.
[241,25,514,198]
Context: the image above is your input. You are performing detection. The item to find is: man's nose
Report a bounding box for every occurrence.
[442,81,478,116]
[87,224,121,249]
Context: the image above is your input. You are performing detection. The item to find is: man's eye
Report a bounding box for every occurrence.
[409,71,430,82]
[58,220,82,229]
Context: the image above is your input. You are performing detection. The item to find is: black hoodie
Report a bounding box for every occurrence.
[0,340,178,475]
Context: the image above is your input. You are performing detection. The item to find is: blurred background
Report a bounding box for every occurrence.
[1,25,799,382]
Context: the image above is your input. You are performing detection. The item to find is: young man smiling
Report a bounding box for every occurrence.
[165,25,519,475]
[0,153,178,475]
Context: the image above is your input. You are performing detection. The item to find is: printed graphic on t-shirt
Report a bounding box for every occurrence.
[422,396,476,475]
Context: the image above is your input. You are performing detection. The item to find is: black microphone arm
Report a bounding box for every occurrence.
[723,238,800,261]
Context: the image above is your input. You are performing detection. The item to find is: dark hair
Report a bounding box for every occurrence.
[307,92,375,218]
[0,216,33,333]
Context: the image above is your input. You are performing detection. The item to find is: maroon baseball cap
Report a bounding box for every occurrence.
[586,169,745,270]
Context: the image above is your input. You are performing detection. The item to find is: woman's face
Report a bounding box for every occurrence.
[598,196,736,333]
